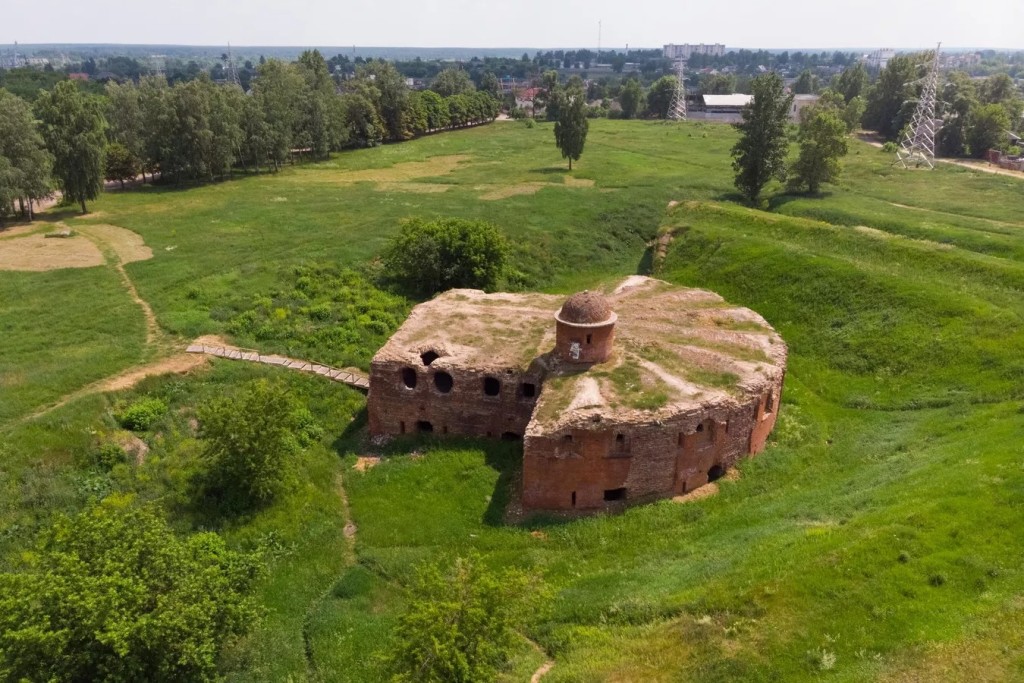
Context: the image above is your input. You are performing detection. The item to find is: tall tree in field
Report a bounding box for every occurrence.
[793,69,819,94]
[35,80,106,213]
[104,81,144,179]
[554,84,589,170]
[137,76,171,179]
[0,88,52,220]
[646,75,678,119]
[789,105,849,193]
[103,142,138,189]
[833,63,868,103]
[358,61,410,141]
[862,54,919,140]
[731,72,793,205]
[296,49,344,159]
[967,104,1010,158]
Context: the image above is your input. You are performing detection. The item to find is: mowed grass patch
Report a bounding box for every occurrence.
[0,268,147,423]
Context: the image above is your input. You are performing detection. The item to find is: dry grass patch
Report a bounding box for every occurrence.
[477,182,549,200]
[375,182,451,194]
[0,223,48,240]
[0,233,105,271]
[564,177,595,188]
[297,154,471,184]
[79,224,153,264]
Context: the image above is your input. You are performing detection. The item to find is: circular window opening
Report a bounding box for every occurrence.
[434,371,453,393]
[401,367,417,389]
[420,350,440,366]
[483,377,501,397]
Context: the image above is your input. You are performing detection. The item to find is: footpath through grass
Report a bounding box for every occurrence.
[2,120,1023,681]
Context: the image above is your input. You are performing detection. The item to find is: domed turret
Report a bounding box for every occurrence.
[554,290,617,364]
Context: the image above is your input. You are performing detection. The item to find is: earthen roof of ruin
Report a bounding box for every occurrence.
[557,290,614,325]
[373,276,787,432]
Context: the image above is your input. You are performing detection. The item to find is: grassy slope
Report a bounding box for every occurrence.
[1,120,1023,681]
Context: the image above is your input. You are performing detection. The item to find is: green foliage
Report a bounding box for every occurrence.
[731,72,793,204]
[863,53,921,140]
[431,68,475,98]
[0,88,52,220]
[554,85,589,170]
[793,69,819,95]
[618,78,644,119]
[382,217,509,297]
[0,499,260,682]
[699,73,737,96]
[646,75,678,119]
[789,106,849,193]
[833,63,868,103]
[103,141,139,188]
[33,80,106,212]
[198,379,305,511]
[385,554,546,683]
[967,103,1011,158]
[116,396,168,431]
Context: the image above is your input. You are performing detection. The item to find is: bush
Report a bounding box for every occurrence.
[385,554,547,683]
[881,141,898,153]
[116,397,167,431]
[0,499,261,682]
[382,217,509,297]
[198,380,304,511]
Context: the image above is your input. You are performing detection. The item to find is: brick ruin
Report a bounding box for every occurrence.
[367,276,787,513]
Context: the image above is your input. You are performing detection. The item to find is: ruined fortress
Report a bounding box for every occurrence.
[367,276,787,512]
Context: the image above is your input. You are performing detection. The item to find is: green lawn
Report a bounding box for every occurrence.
[2,118,1024,681]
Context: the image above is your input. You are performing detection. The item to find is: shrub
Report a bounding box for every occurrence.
[382,217,509,297]
[881,141,898,153]
[198,380,304,511]
[385,554,547,683]
[116,397,167,431]
[93,443,129,470]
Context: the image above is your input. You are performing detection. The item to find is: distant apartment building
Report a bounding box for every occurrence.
[663,43,726,61]
[862,48,896,70]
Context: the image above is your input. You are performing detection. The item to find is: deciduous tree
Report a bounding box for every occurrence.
[619,78,644,119]
[554,84,589,170]
[34,80,106,213]
[731,72,793,204]
[0,500,260,682]
[646,75,678,119]
[431,68,475,98]
[789,105,849,193]
[0,88,51,220]
[863,53,919,140]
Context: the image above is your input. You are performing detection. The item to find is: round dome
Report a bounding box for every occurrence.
[558,290,613,325]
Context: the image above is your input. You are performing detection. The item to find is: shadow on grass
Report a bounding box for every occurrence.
[530,166,571,175]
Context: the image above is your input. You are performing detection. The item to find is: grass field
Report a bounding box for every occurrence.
[2,118,1023,681]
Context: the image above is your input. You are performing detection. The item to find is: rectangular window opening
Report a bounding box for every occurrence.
[521,382,537,399]
[603,487,627,502]
[586,333,593,345]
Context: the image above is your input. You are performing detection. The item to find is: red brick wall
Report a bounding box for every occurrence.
[555,320,615,364]
[521,382,783,511]
[367,360,541,439]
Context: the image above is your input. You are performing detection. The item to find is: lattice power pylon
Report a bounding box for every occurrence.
[895,43,941,169]
[668,59,687,121]
[225,43,240,87]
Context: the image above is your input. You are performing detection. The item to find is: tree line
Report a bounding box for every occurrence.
[0,50,500,219]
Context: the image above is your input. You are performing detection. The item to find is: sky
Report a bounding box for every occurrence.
[3,0,1022,50]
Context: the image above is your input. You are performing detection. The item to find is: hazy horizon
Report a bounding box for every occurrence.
[3,0,1022,51]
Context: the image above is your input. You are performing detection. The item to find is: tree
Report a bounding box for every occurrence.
[731,72,793,204]
[34,80,106,213]
[382,217,508,297]
[386,555,545,683]
[0,499,260,682]
[199,379,305,511]
[104,81,145,179]
[833,63,868,103]
[254,59,303,170]
[103,142,138,189]
[431,68,475,98]
[789,105,849,193]
[340,92,385,147]
[863,54,920,140]
[480,72,502,100]
[646,75,678,119]
[0,88,51,221]
[699,73,737,96]
[967,103,1011,158]
[619,78,644,119]
[937,72,977,158]
[358,61,410,141]
[554,84,589,170]
[793,69,818,95]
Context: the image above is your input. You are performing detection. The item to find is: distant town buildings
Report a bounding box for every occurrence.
[663,43,726,61]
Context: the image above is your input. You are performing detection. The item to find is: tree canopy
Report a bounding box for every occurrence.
[0,88,52,221]
[0,499,261,682]
[731,72,793,204]
[789,105,849,193]
[34,80,106,212]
